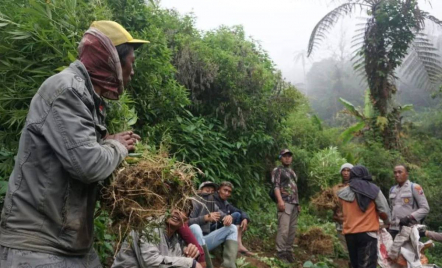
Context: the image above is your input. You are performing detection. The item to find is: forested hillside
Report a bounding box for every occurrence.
[0,0,441,267]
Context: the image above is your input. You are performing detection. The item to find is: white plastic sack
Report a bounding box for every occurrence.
[378,228,401,268]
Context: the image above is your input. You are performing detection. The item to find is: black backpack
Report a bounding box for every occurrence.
[269,187,277,203]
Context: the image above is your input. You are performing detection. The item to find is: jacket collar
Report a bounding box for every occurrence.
[213,192,228,204]
[70,60,102,102]
[397,180,410,188]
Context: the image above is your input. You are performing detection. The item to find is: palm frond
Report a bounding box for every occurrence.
[350,16,370,79]
[423,13,442,27]
[307,2,369,57]
[399,33,442,91]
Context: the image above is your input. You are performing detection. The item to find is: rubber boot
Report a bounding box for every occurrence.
[220,240,238,268]
[202,244,213,268]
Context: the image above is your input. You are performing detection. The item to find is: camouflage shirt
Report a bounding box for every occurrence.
[272,166,299,204]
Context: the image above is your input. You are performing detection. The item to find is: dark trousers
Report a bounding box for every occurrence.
[388,229,399,240]
[345,232,377,268]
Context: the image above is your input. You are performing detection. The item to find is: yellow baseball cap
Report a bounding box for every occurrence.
[90,20,150,47]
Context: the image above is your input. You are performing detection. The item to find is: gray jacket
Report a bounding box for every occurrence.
[0,60,127,256]
[112,229,194,268]
[389,180,430,231]
[189,194,225,235]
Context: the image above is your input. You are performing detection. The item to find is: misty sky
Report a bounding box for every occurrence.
[160,0,442,84]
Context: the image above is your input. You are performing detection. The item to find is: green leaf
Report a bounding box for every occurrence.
[312,115,323,130]
[399,104,413,112]
[340,121,366,144]
[236,142,241,149]
[376,116,388,131]
[303,261,314,268]
[0,181,8,195]
[339,98,364,120]
[67,51,76,62]
[127,114,138,126]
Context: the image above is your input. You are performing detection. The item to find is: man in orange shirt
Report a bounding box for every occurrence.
[338,165,390,268]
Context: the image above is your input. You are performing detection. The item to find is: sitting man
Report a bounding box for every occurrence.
[189,181,238,268]
[112,209,203,268]
[213,181,252,255]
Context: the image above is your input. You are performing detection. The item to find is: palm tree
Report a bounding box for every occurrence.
[308,0,442,148]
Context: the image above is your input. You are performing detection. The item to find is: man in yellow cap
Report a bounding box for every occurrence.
[0,21,148,267]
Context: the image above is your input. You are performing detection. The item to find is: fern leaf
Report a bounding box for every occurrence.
[399,33,442,91]
[307,2,369,57]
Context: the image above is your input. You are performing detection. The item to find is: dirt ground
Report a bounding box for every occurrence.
[211,237,349,268]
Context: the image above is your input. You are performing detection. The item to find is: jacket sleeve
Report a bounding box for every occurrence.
[41,88,128,184]
[177,225,205,264]
[426,231,442,242]
[188,199,206,226]
[375,190,391,224]
[139,236,194,268]
[410,183,430,222]
[216,204,226,218]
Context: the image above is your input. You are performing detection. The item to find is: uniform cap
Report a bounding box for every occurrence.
[279,149,293,158]
[90,20,150,47]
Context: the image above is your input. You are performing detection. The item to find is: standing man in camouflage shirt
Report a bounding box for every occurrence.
[272,149,300,263]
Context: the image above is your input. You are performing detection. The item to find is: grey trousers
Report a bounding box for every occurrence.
[276,202,299,253]
[0,245,102,268]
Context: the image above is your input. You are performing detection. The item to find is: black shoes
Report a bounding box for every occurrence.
[285,252,296,263]
[277,251,295,264]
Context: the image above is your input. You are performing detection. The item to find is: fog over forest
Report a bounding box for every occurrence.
[162,0,442,125]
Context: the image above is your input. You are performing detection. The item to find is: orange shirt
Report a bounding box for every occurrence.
[341,198,380,235]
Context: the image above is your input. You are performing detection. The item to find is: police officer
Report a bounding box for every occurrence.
[388,164,430,239]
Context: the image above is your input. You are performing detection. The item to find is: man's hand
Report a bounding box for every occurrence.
[379,223,390,230]
[399,216,413,227]
[195,262,203,268]
[204,212,221,222]
[184,243,200,259]
[277,201,285,212]
[223,215,233,226]
[106,131,141,152]
[240,219,248,232]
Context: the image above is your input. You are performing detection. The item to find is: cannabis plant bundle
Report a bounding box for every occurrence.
[101,149,200,238]
[311,187,340,211]
[298,227,334,256]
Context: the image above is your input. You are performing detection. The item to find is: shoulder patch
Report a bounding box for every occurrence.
[414,184,424,195]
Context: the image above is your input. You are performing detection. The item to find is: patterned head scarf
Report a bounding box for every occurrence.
[78,28,123,100]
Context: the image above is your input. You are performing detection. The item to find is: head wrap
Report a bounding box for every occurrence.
[349,165,380,212]
[78,27,123,100]
[339,163,354,173]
